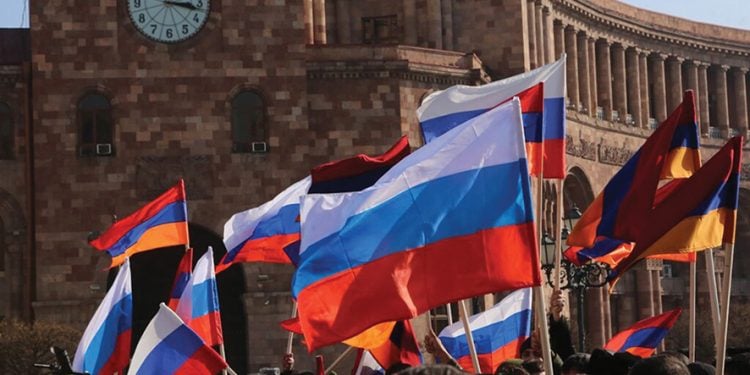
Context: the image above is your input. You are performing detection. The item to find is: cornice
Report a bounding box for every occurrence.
[550,0,750,65]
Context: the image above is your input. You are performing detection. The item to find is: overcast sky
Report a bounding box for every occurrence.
[0,0,747,30]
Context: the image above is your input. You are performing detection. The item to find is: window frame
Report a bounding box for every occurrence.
[0,102,14,160]
[230,89,268,154]
[76,92,114,157]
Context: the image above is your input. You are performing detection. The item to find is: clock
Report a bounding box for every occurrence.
[127,0,210,43]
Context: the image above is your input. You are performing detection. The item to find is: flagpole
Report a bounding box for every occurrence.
[716,243,736,375]
[458,299,481,372]
[689,258,696,362]
[533,175,554,375]
[705,249,721,348]
[325,346,354,373]
[554,179,563,290]
[287,301,298,354]
[446,303,454,325]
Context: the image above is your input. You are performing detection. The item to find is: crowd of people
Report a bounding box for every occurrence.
[282,291,750,375]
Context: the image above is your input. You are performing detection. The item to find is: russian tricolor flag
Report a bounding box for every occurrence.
[218,176,312,272]
[438,288,533,373]
[176,247,223,347]
[294,98,541,350]
[72,259,132,375]
[128,303,227,375]
[604,308,682,357]
[417,57,566,178]
[90,180,189,268]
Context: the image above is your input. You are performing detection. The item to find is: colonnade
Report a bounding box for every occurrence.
[538,1,750,137]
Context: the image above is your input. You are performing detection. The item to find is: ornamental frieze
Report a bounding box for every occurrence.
[135,155,213,200]
[565,135,597,161]
[598,143,635,166]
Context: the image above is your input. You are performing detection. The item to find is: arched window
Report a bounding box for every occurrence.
[77,93,114,157]
[231,90,267,153]
[0,102,12,160]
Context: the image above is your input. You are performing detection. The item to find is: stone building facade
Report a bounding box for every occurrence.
[1,0,749,372]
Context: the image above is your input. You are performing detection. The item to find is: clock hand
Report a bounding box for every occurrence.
[163,0,198,10]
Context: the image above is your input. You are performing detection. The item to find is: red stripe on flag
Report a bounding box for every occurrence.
[297,222,541,351]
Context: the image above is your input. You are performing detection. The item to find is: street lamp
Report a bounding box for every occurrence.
[540,204,610,352]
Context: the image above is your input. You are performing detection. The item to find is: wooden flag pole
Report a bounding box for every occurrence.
[705,249,722,347]
[716,243,736,375]
[446,303,454,325]
[325,346,354,373]
[689,259,696,362]
[458,299,481,372]
[554,179,564,291]
[287,301,298,354]
[533,174,554,375]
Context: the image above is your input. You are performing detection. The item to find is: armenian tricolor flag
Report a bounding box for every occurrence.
[168,248,193,310]
[90,180,189,268]
[609,137,741,283]
[567,91,701,249]
[604,309,682,357]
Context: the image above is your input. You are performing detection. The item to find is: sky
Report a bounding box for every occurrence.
[0,0,747,30]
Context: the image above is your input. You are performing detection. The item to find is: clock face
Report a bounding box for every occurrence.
[127,0,210,43]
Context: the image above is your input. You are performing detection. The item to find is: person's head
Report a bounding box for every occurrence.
[495,361,530,375]
[725,353,750,375]
[659,351,690,367]
[385,362,412,375]
[562,353,590,375]
[395,364,464,375]
[522,359,544,375]
[628,355,690,375]
[687,362,715,375]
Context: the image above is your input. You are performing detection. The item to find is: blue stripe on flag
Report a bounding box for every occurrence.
[294,160,533,296]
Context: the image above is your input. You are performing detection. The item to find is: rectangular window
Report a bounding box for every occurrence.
[362,15,399,44]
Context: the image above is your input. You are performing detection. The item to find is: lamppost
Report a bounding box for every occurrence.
[540,205,610,352]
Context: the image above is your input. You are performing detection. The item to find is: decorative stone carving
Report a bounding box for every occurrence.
[135,155,213,200]
[599,143,634,166]
[565,135,597,160]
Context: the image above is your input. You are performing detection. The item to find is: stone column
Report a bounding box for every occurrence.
[586,287,606,349]
[535,1,544,65]
[732,68,749,135]
[601,288,613,340]
[612,43,627,123]
[304,0,314,44]
[336,0,351,44]
[554,20,564,61]
[626,47,642,127]
[527,0,538,68]
[685,60,700,123]
[638,51,651,128]
[402,0,417,45]
[595,39,612,121]
[666,56,685,112]
[588,37,598,116]
[543,6,555,63]
[635,263,655,320]
[715,65,731,137]
[697,62,711,134]
[427,0,443,49]
[565,26,579,110]
[312,0,327,44]
[577,31,591,114]
[441,0,453,50]
[649,53,668,123]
